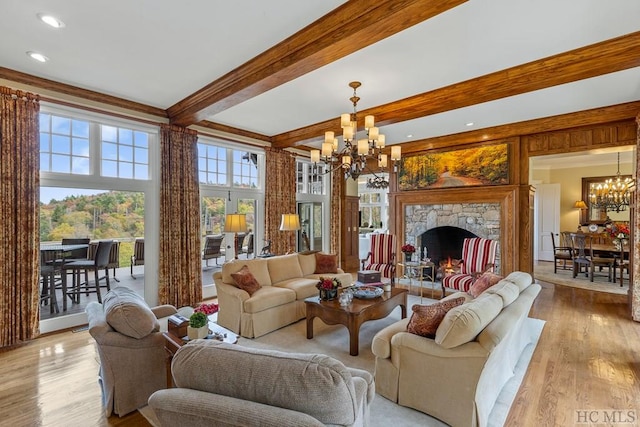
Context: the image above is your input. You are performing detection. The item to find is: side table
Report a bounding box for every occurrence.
[398,261,436,302]
[163,321,238,388]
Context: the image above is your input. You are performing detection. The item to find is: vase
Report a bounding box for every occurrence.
[319,288,338,301]
[187,325,209,340]
[404,253,413,263]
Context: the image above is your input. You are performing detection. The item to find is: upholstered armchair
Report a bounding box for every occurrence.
[86,287,193,417]
[441,237,498,297]
[361,233,397,283]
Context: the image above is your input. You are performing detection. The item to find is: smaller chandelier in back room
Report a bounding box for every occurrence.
[309,81,401,188]
[588,152,635,213]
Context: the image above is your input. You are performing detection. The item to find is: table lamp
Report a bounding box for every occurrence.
[573,200,587,231]
[279,213,301,254]
[224,213,247,259]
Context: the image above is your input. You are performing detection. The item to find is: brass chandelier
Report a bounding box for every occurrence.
[310,81,401,188]
[588,152,635,213]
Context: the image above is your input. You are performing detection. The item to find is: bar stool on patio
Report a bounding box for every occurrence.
[63,240,114,310]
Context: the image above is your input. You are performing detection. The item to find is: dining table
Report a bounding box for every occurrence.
[40,243,89,311]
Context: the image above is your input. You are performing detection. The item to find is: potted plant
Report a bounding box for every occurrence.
[187,311,209,340]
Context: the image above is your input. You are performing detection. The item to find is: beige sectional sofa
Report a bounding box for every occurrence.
[149,340,375,426]
[372,271,542,427]
[214,253,353,338]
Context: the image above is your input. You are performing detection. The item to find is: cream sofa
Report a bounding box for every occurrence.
[214,253,353,338]
[372,271,541,427]
[149,340,375,427]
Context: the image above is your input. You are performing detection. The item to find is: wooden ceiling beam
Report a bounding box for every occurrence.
[272,31,640,148]
[167,0,468,126]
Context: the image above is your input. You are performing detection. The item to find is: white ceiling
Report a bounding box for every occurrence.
[1,0,639,157]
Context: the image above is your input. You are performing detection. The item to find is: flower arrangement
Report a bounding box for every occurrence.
[608,223,630,240]
[316,277,341,291]
[401,243,416,253]
[189,312,208,329]
[194,302,219,315]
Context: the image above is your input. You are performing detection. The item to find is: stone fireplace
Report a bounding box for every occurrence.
[404,203,502,274]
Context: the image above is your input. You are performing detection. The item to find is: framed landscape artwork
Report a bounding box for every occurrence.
[398,144,509,191]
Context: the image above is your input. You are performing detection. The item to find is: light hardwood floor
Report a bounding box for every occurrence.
[1,280,639,426]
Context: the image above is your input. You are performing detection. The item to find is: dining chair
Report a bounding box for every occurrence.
[131,238,145,278]
[570,233,615,282]
[617,241,630,287]
[63,240,114,308]
[551,232,572,273]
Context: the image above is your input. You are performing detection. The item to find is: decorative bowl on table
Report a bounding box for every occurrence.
[353,286,384,299]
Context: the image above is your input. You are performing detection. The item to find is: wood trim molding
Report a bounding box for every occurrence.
[272,32,640,148]
[0,67,167,118]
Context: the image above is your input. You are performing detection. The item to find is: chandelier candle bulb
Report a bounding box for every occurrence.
[341,113,351,128]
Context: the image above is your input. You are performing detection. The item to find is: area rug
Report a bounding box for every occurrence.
[534,260,628,295]
[140,294,544,427]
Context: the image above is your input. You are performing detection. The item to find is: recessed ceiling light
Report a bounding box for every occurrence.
[466,122,474,127]
[406,134,413,138]
[26,51,49,63]
[37,13,65,28]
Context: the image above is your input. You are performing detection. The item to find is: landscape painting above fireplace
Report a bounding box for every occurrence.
[398,143,508,191]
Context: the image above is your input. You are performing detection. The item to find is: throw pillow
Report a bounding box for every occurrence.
[406,297,466,338]
[468,272,503,298]
[231,265,261,296]
[314,253,338,274]
[103,287,158,339]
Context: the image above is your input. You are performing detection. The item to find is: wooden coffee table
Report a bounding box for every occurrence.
[305,287,408,356]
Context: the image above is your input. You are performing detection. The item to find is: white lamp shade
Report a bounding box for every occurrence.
[322,142,333,157]
[279,213,301,231]
[342,155,352,166]
[332,138,338,151]
[368,126,379,141]
[340,114,351,128]
[224,213,247,233]
[364,115,375,129]
[391,145,401,161]
[376,134,385,148]
[310,150,320,163]
[378,154,388,168]
[343,126,354,141]
[324,131,334,144]
[357,139,369,155]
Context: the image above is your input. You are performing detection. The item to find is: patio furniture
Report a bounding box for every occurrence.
[131,238,144,278]
[202,234,224,267]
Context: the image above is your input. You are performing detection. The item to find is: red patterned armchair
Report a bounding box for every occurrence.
[361,234,397,284]
[441,237,498,296]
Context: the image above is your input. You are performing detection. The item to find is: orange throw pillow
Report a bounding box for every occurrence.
[468,272,503,298]
[230,265,261,296]
[406,297,466,338]
[314,253,338,274]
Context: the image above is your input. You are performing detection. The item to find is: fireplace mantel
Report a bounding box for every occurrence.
[391,185,531,276]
